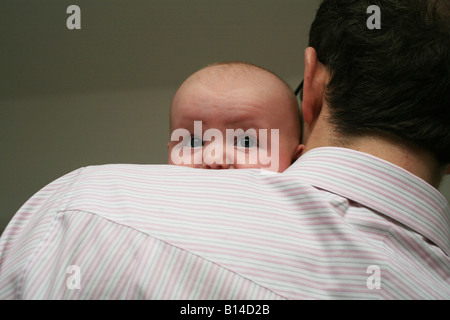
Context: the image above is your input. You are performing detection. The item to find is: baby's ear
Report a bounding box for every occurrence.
[292,144,305,163]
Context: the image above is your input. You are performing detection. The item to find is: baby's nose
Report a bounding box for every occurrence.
[201,142,234,170]
[203,161,232,170]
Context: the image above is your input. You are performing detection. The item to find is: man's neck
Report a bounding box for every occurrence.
[343,135,442,188]
[303,111,444,188]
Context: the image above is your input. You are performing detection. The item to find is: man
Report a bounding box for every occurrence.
[301,0,450,185]
[0,0,449,299]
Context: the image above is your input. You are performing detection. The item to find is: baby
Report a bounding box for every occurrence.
[168,62,303,172]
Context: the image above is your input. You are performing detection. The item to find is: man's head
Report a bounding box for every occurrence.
[168,62,303,172]
[303,0,450,167]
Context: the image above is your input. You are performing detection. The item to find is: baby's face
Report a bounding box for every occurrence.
[168,70,303,172]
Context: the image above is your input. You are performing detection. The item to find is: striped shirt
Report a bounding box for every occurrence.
[0,147,449,299]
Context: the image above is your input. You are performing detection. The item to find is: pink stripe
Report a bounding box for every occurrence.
[180,256,203,299]
[68,182,313,207]
[325,155,444,211]
[140,240,169,298]
[124,236,155,299]
[300,166,446,242]
[129,223,374,251]
[199,263,220,299]
[160,249,188,299]
[388,226,447,298]
[217,271,233,299]
[19,214,67,298]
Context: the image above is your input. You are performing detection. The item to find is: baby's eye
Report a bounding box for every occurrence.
[236,135,257,148]
[189,136,203,148]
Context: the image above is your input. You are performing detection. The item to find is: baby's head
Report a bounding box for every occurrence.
[168,62,303,172]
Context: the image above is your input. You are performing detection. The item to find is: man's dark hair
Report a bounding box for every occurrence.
[309,0,450,164]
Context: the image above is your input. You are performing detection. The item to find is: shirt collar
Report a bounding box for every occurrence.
[287,147,450,256]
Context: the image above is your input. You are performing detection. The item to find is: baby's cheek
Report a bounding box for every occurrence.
[168,145,203,167]
[236,149,282,172]
[276,155,291,172]
[271,143,296,172]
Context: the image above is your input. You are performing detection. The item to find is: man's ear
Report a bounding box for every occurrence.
[302,47,328,126]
